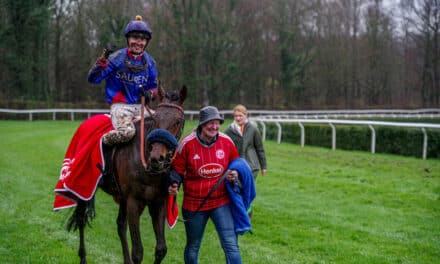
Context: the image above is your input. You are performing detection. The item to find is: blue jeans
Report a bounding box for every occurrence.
[182,204,242,264]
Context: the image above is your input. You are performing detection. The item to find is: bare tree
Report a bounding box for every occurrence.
[0,0,437,109]
[401,0,440,107]
[362,0,395,107]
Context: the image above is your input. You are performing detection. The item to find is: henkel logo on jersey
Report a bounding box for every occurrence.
[198,163,224,178]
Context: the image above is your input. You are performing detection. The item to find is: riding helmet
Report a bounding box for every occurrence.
[124,15,152,40]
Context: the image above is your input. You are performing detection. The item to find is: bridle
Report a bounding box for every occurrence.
[139,96,185,171]
[154,102,185,140]
[156,102,184,114]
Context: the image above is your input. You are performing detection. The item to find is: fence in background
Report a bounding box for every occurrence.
[1,108,440,121]
[250,117,440,159]
[245,108,440,119]
[2,108,439,159]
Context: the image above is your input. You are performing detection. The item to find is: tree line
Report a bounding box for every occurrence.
[0,0,439,110]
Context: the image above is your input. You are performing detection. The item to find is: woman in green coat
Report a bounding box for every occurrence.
[225,104,267,179]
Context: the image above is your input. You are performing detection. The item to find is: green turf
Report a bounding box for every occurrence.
[0,120,439,263]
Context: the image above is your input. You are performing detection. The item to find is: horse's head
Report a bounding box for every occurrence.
[154,84,186,140]
[146,85,186,172]
[146,128,178,172]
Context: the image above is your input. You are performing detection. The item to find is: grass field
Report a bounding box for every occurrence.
[0,120,439,264]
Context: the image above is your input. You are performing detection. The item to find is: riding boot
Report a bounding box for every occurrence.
[102,126,135,146]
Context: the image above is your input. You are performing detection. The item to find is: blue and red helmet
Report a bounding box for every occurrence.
[124,15,152,40]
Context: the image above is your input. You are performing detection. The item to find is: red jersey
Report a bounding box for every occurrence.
[172,131,239,211]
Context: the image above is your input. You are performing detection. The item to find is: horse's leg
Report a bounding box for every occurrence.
[67,200,88,264]
[149,200,167,264]
[78,223,87,264]
[127,197,145,264]
[116,199,132,264]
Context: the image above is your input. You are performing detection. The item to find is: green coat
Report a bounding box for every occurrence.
[225,121,267,174]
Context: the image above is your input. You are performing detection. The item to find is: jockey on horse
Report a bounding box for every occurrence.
[54,15,187,264]
[87,15,158,146]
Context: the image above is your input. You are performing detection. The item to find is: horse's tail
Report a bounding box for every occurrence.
[66,198,96,232]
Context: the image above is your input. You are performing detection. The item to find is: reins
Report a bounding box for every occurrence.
[140,95,148,170]
[180,169,231,223]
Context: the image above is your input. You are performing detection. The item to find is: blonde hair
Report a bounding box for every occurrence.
[233,104,247,114]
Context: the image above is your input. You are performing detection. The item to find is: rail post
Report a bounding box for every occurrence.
[329,123,336,150]
[275,122,282,144]
[298,122,305,147]
[422,128,427,159]
[368,124,376,154]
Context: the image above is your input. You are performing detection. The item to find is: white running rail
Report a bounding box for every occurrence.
[250,117,440,160]
[1,108,440,121]
[1,108,439,158]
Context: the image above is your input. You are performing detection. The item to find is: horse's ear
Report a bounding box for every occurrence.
[158,81,165,100]
[179,85,187,104]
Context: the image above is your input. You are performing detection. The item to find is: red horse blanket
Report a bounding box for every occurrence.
[52,113,179,228]
[53,114,113,210]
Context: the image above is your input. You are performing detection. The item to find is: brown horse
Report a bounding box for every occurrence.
[67,85,186,264]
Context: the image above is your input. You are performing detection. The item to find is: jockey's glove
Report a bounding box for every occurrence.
[98,43,116,63]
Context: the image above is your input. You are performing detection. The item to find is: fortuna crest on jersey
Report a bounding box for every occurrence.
[216,149,225,159]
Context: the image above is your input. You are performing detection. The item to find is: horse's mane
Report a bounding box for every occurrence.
[135,116,155,131]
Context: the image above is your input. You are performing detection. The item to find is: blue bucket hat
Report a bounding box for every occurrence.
[198,106,224,127]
